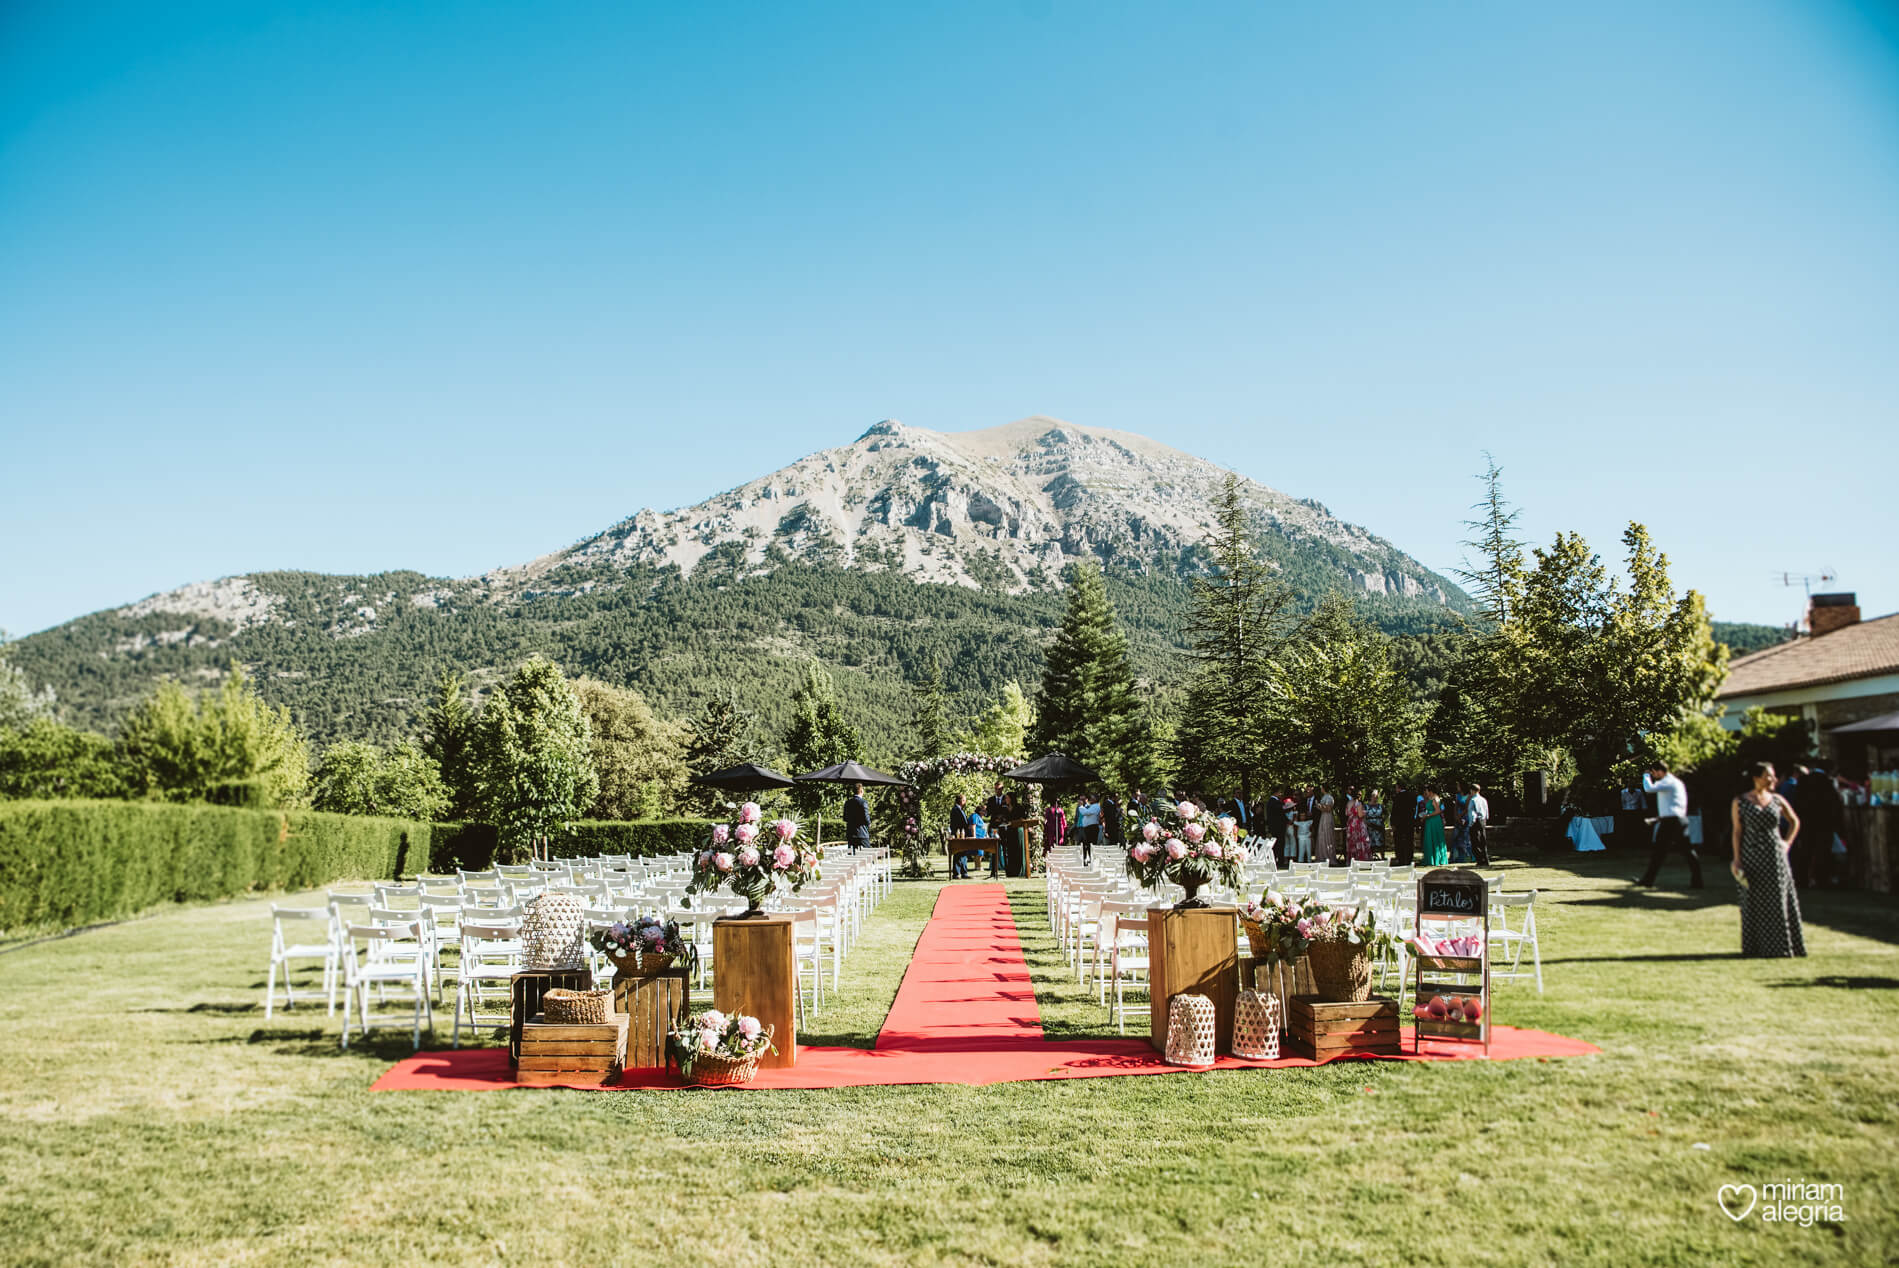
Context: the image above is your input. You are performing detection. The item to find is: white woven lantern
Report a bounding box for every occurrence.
[1163,993,1218,1068]
[1232,988,1281,1060]
[522,893,587,970]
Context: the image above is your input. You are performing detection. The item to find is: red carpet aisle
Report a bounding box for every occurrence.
[373,884,1597,1092]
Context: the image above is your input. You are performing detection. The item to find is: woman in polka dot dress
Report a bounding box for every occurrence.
[1729,761,1806,959]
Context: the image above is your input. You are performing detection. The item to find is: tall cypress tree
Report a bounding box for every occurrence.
[907,659,954,761]
[422,669,478,820]
[1031,562,1146,787]
[781,659,863,831]
[1173,473,1295,797]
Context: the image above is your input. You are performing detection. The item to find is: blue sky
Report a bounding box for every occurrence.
[3,0,1896,635]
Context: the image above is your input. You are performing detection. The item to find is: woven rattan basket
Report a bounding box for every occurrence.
[1163,993,1218,1068]
[1232,988,1281,1060]
[1241,916,1274,963]
[683,1025,774,1086]
[541,988,610,1025]
[1306,939,1372,1003]
[608,949,675,977]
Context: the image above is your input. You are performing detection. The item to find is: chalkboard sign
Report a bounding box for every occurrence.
[1418,868,1486,918]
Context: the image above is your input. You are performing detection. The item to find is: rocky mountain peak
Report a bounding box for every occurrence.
[521,417,1457,603]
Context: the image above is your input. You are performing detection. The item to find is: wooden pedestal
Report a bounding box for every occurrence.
[713,914,798,1069]
[510,968,593,1065]
[613,969,689,1071]
[1147,904,1240,1055]
[517,1012,627,1085]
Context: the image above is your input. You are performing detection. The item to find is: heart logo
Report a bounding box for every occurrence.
[1718,1184,1757,1222]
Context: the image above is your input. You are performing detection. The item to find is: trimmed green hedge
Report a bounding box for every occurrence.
[547,819,716,860]
[0,799,429,933]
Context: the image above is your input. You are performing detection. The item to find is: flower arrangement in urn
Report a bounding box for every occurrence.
[684,802,821,916]
[590,915,691,976]
[1124,799,1248,907]
[670,1007,776,1084]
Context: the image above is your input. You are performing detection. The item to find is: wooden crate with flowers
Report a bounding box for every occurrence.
[595,916,696,1071]
[1241,890,1404,1059]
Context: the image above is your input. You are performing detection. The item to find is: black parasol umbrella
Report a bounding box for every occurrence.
[794,762,911,847]
[1005,752,1104,787]
[693,762,799,792]
[794,761,910,787]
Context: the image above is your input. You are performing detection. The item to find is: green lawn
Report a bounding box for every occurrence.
[1,854,1894,1265]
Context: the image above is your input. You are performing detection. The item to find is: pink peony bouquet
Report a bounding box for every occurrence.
[669,1007,776,1077]
[1125,800,1247,899]
[1240,889,1400,966]
[686,804,821,911]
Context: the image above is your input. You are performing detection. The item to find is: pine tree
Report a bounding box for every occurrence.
[1174,473,1295,797]
[1454,453,1526,625]
[684,688,762,813]
[421,669,478,820]
[907,659,954,761]
[781,659,863,829]
[1030,562,1147,787]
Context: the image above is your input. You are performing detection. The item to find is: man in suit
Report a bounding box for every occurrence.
[844,782,871,854]
[948,793,972,879]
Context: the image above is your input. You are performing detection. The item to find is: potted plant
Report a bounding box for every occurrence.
[670,1007,776,1085]
[684,802,822,916]
[1124,800,1248,907]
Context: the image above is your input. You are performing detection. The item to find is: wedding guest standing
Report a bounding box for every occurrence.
[1466,783,1492,867]
[1418,785,1448,867]
[844,782,871,853]
[950,792,971,836]
[1731,762,1806,958]
[1075,793,1101,865]
[1389,784,1416,866]
[1265,791,1292,866]
[1313,784,1338,864]
[1364,789,1386,857]
[1044,797,1069,862]
[1344,790,1372,860]
[1445,785,1470,863]
[1101,793,1125,853]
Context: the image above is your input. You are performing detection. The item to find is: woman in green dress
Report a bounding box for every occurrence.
[1418,785,1449,867]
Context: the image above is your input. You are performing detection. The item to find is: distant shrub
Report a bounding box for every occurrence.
[547,819,716,860]
[0,799,426,933]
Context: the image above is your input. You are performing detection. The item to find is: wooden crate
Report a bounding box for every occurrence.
[1287,995,1402,1059]
[516,1012,628,1086]
[510,969,594,1065]
[613,969,689,1072]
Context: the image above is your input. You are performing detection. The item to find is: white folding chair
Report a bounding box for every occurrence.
[339,918,434,1049]
[1107,913,1150,1034]
[452,915,523,1046]
[1488,890,1543,992]
[265,905,336,1019]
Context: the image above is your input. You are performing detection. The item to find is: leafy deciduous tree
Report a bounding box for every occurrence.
[574,677,689,820]
[471,656,598,858]
[117,664,310,808]
[311,739,450,821]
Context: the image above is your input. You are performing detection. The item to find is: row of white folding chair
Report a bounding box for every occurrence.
[338,909,434,1049]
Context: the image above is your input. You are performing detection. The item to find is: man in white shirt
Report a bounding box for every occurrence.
[1467,783,1492,867]
[1635,761,1702,888]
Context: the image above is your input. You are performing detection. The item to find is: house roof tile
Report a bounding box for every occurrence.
[1719,612,1899,698]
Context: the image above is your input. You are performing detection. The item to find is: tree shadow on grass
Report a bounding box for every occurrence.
[1765,975,1899,991]
[1545,952,1745,964]
[133,1001,265,1015]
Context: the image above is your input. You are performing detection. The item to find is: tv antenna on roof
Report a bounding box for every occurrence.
[1775,569,1837,597]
